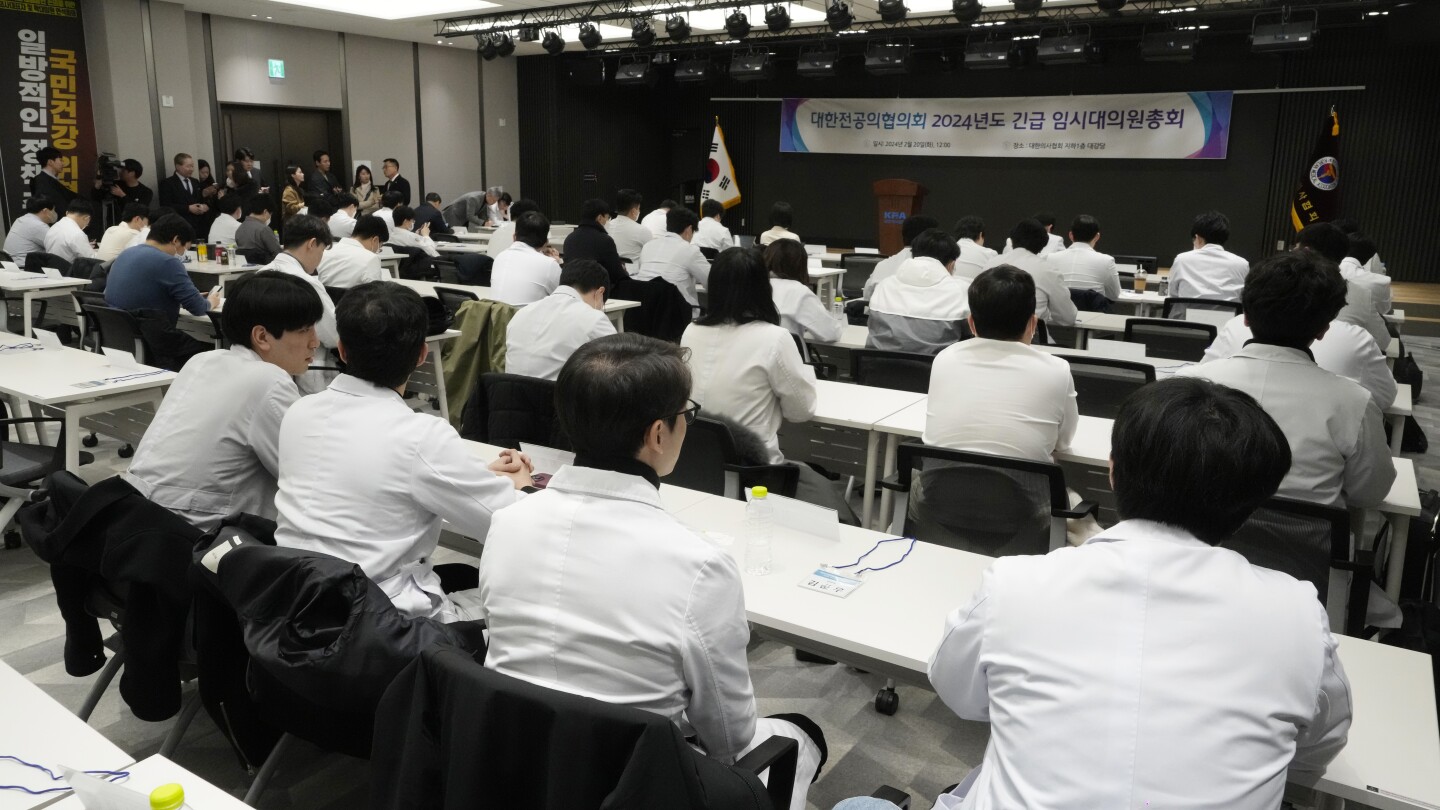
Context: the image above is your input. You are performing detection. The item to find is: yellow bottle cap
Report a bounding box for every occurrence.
[751,486,768,498]
[150,783,185,810]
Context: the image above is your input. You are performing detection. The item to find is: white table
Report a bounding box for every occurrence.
[185,264,254,291]
[0,660,133,810]
[808,380,925,530]
[1117,288,1166,316]
[1385,308,1405,336]
[44,754,247,810]
[0,274,90,339]
[807,266,846,305]
[376,250,403,277]
[390,278,640,332]
[452,232,489,244]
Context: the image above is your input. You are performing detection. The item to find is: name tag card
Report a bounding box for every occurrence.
[41,266,63,279]
[32,327,63,350]
[798,568,863,598]
[852,247,880,255]
[102,347,143,370]
[519,442,576,477]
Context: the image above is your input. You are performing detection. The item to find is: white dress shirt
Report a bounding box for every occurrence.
[327,208,356,240]
[758,226,800,246]
[504,286,616,380]
[1047,242,1120,301]
[1168,243,1250,302]
[2,213,50,266]
[985,248,1077,328]
[1339,256,1392,316]
[954,239,998,281]
[123,345,298,532]
[772,277,842,343]
[682,320,817,464]
[1337,280,1391,351]
[386,224,439,257]
[43,215,95,263]
[1204,315,1396,409]
[863,247,909,299]
[491,241,561,306]
[929,519,1351,810]
[98,224,143,262]
[210,213,242,245]
[1183,343,1395,508]
[925,338,1077,463]
[606,214,653,263]
[867,256,971,355]
[484,221,516,258]
[273,374,522,622]
[694,217,734,252]
[317,237,385,289]
[640,207,671,238]
[635,232,711,307]
[373,207,395,229]
[1001,232,1065,257]
[261,252,337,348]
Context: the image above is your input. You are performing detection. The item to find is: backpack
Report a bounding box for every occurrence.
[1394,344,1423,400]
[423,295,452,336]
[1377,489,1440,603]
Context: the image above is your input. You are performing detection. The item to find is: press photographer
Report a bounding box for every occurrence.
[93,153,154,208]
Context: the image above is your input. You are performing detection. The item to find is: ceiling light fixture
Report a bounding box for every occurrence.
[478,33,498,59]
[725,9,752,38]
[826,0,853,31]
[578,21,603,48]
[1096,0,1126,11]
[542,30,566,54]
[878,0,908,23]
[952,0,981,23]
[765,4,791,32]
[666,14,691,40]
[494,32,515,55]
[632,18,656,45]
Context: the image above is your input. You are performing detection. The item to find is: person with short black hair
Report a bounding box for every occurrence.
[216,159,259,219]
[759,201,800,246]
[92,158,153,209]
[380,158,411,207]
[984,218,1077,333]
[766,239,842,343]
[29,146,75,207]
[864,214,938,298]
[375,190,405,229]
[924,264,1077,463]
[98,202,152,262]
[123,269,322,530]
[1313,224,1393,317]
[3,194,57,266]
[1184,250,1394,508]
[952,215,998,280]
[234,146,265,191]
[923,376,1349,810]
[258,214,337,394]
[306,149,343,207]
[386,204,440,258]
[308,199,336,221]
[318,214,388,289]
[635,206,711,307]
[43,198,97,263]
[694,198,734,253]
[484,198,541,258]
[412,192,452,236]
[273,281,532,623]
[1167,210,1250,304]
[1047,214,1120,302]
[1291,223,1391,349]
[105,213,220,368]
[327,192,359,239]
[641,197,677,238]
[607,188,653,261]
[563,198,628,292]
[867,228,971,355]
[209,195,244,245]
[235,195,282,263]
[505,259,617,380]
[489,211,562,305]
[478,332,827,810]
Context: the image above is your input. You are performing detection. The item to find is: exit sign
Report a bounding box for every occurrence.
[267,59,285,79]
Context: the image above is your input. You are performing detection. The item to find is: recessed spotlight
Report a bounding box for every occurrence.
[265,15,272,19]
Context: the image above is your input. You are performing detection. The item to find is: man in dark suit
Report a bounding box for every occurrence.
[158,152,209,234]
[412,193,452,235]
[380,158,411,207]
[563,198,629,294]
[305,150,343,208]
[234,147,267,193]
[28,146,77,207]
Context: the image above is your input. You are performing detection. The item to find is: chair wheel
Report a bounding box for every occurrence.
[431,398,441,410]
[82,433,99,448]
[4,531,21,550]
[875,687,899,716]
[118,444,134,459]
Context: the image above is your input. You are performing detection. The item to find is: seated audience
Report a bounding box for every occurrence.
[484,198,539,259]
[208,196,244,245]
[1295,221,1390,350]
[103,214,219,368]
[867,228,971,355]
[1204,312,1395,410]
[766,239,842,344]
[491,211,561,305]
[505,259,616,381]
[318,214,388,288]
[123,270,322,530]
[863,215,937,299]
[234,196,282,264]
[477,332,826,810]
[97,203,150,262]
[1002,211,1065,256]
[4,195,56,267]
[924,265,1076,463]
[1298,224,1390,317]
[273,282,532,622]
[386,205,440,258]
[1046,214,1119,301]
[1167,210,1250,303]
[984,219,1077,333]
[952,215,997,281]
[412,193,452,236]
[694,198,735,253]
[280,164,306,220]
[641,198,676,238]
[261,214,338,352]
[635,207,711,308]
[606,188,653,263]
[1183,250,1394,508]
[374,190,403,229]
[328,193,359,239]
[758,201,801,246]
[44,199,98,263]
[1343,232,1392,316]
[563,198,628,292]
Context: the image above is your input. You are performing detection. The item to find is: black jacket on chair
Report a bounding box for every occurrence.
[460,372,570,450]
[619,276,693,343]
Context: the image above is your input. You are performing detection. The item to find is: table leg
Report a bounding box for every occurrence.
[432,342,450,423]
[1073,326,1088,349]
[861,430,879,530]
[1389,413,1405,457]
[23,291,35,338]
[877,433,899,532]
[64,407,82,473]
[1385,513,1411,602]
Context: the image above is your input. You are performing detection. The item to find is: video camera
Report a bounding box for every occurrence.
[95,152,124,190]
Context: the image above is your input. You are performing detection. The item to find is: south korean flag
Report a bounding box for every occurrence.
[702,118,741,210]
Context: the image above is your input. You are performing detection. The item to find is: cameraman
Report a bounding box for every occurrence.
[94,157,153,208]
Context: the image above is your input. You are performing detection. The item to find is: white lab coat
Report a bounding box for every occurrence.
[606,214,653,263]
[491,241,561,306]
[985,248,1077,328]
[1337,280,1391,351]
[98,224,143,263]
[485,221,516,258]
[504,286,616,381]
[1001,232,1064,257]
[326,208,356,240]
[758,226,801,247]
[1339,256,1393,316]
[772,277,841,343]
[640,207,670,238]
[317,237,385,289]
[273,374,522,622]
[210,213,242,245]
[260,253,337,348]
[867,256,971,355]
[862,247,909,299]
[954,239,997,281]
[924,338,1077,463]
[682,320,817,464]
[1183,343,1395,508]
[123,345,298,532]
[928,519,1351,810]
[1046,242,1120,301]
[636,232,711,307]
[1168,243,1250,303]
[694,217,734,252]
[44,215,95,263]
[386,224,439,257]
[1204,315,1396,410]
[373,207,395,230]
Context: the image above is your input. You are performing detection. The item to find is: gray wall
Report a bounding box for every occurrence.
[481,57,521,198]
[419,44,486,203]
[81,0,152,169]
[345,34,419,194]
[210,16,342,109]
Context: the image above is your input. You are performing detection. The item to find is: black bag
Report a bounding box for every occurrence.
[1394,345,1424,400]
[1379,488,1440,602]
[424,295,452,335]
[1404,416,1429,455]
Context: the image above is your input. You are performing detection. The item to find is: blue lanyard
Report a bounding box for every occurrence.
[0,754,130,795]
[831,536,917,576]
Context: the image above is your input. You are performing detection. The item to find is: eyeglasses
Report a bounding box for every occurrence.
[672,399,701,426]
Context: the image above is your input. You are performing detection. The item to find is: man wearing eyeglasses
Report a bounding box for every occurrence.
[474,333,826,810]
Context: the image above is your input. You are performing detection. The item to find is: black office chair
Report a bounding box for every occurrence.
[1222,496,1373,636]
[435,286,480,320]
[839,253,884,299]
[1,405,70,549]
[387,244,439,281]
[1112,254,1158,274]
[698,246,720,261]
[236,247,275,266]
[1161,297,1242,320]
[463,372,570,450]
[70,290,106,352]
[324,286,348,306]
[205,311,228,349]
[666,416,800,500]
[1122,318,1216,362]
[1058,355,1156,419]
[881,442,1097,556]
[373,646,801,810]
[75,298,155,456]
[850,348,935,394]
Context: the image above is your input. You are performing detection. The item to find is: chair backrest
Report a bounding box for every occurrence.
[698,246,720,261]
[237,247,275,266]
[1112,254,1157,273]
[893,442,1068,557]
[1070,287,1113,313]
[1161,297,1243,320]
[324,286,348,306]
[206,311,228,349]
[839,253,884,299]
[1058,355,1156,419]
[435,286,480,320]
[476,372,569,450]
[666,416,800,499]
[80,301,148,362]
[24,251,70,275]
[849,348,935,393]
[1122,317,1216,362]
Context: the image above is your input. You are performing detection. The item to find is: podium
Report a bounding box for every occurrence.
[873,179,927,256]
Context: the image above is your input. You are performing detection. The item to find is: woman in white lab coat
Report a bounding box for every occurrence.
[764,238,843,344]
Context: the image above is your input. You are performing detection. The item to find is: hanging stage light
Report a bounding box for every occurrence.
[666,14,692,40]
[765,4,791,32]
[632,18,656,45]
[952,0,981,22]
[726,9,752,38]
[542,30,566,54]
[494,32,515,55]
[826,0,853,31]
[878,0,908,23]
[478,33,498,60]
[578,22,602,49]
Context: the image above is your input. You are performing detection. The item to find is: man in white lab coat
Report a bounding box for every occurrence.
[1000,211,1065,257]
[606,188,653,264]
[477,333,825,810]
[317,215,388,289]
[124,270,323,531]
[327,194,359,240]
[1167,210,1251,303]
[1184,250,1395,509]
[984,219,1077,333]
[505,259,616,380]
[911,376,1351,810]
[634,206,711,308]
[866,228,971,355]
[491,211,562,306]
[1340,232,1392,315]
[693,198,735,253]
[640,198,676,238]
[484,198,538,259]
[273,282,533,623]
[1045,214,1120,302]
[861,214,937,299]
[951,215,998,281]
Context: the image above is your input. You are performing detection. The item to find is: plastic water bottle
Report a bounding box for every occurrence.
[832,296,846,323]
[745,486,774,576]
[150,783,191,810]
